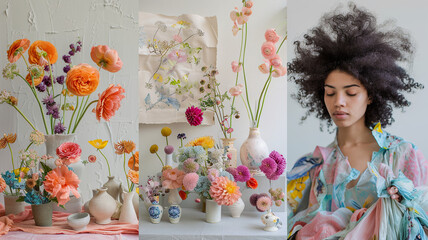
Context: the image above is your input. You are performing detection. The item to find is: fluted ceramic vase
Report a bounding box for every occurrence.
[221,138,237,168]
[89,188,116,224]
[119,191,138,224]
[240,128,269,173]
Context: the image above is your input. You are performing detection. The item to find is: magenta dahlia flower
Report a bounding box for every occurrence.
[185,106,203,126]
[259,157,277,178]
[270,150,286,176]
[235,165,251,182]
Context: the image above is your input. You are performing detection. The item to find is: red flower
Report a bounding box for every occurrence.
[246,177,258,189]
[185,106,203,126]
[179,190,187,200]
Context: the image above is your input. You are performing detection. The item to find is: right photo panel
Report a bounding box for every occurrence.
[287,0,428,239]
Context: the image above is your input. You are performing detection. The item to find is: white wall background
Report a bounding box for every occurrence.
[139,0,287,181]
[287,0,428,168]
[0,0,139,202]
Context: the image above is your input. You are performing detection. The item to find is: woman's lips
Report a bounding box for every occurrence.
[333,111,348,119]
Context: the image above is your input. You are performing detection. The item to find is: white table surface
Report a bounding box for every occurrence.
[140,207,287,240]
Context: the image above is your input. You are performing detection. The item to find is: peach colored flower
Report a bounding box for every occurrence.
[241,7,252,16]
[56,142,82,165]
[26,178,36,189]
[91,45,123,73]
[173,34,183,43]
[25,72,43,86]
[261,41,276,59]
[258,63,270,74]
[245,0,254,8]
[128,151,139,171]
[265,29,280,43]
[272,66,286,78]
[230,10,239,22]
[162,168,185,189]
[269,54,282,68]
[114,140,135,154]
[0,176,6,193]
[128,169,139,184]
[28,40,58,65]
[231,61,242,73]
[43,165,80,206]
[7,39,30,63]
[93,84,125,121]
[229,84,244,97]
[232,22,239,36]
[183,173,199,191]
[66,63,100,96]
[88,155,97,163]
[209,176,241,206]
[236,15,249,25]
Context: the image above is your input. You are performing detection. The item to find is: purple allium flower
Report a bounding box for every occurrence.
[183,158,199,173]
[42,75,52,87]
[259,157,277,177]
[226,167,238,179]
[76,46,81,52]
[42,95,55,106]
[36,82,46,92]
[250,193,259,206]
[63,65,71,73]
[185,106,203,126]
[54,122,66,134]
[177,133,187,140]
[235,165,251,182]
[56,75,65,85]
[69,44,75,50]
[63,55,71,64]
[68,50,75,56]
[164,145,174,154]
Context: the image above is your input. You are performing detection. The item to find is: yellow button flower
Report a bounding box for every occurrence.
[88,139,108,149]
[161,127,172,137]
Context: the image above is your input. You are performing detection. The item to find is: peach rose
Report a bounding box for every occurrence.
[93,84,125,121]
[265,29,280,44]
[28,40,58,65]
[56,142,82,165]
[91,45,123,73]
[66,63,100,96]
[7,39,30,63]
[261,41,276,59]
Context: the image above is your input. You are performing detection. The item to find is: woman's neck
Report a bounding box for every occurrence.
[336,120,374,147]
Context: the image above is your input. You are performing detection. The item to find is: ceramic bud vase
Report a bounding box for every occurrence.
[4,195,27,215]
[168,188,182,205]
[32,203,53,226]
[89,187,116,224]
[240,128,269,173]
[119,191,138,224]
[205,199,221,223]
[148,196,163,224]
[168,205,182,223]
[165,153,173,167]
[133,191,139,217]
[221,138,237,168]
[84,189,97,216]
[261,209,281,232]
[103,176,122,202]
[228,197,245,218]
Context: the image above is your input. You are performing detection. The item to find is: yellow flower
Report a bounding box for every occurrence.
[161,127,172,137]
[153,73,163,83]
[88,139,108,149]
[162,165,172,172]
[186,136,215,149]
[150,144,159,154]
[14,167,29,182]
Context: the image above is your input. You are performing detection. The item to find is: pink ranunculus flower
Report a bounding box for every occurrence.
[272,66,287,78]
[167,49,187,63]
[90,45,123,73]
[241,7,252,16]
[43,165,80,206]
[230,10,239,22]
[173,34,183,43]
[258,63,270,74]
[261,41,276,59]
[232,22,239,36]
[56,142,82,165]
[226,128,234,134]
[269,54,282,68]
[265,29,280,43]
[231,61,242,73]
[183,172,199,191]
[162,168,185,189]
[93,84,125,122]
[245,0,254,8]
[229,83,244,97]
[236,14,249,25]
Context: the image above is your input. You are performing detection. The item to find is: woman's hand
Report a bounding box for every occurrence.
[387,186,403,202]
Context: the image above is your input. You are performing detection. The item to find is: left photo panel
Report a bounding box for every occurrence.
[0,1,139,239]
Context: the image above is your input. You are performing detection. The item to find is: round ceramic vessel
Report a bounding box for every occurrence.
[67,212,90,231]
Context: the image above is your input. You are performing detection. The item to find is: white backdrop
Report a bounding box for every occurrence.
[139,0,287,180]
[0,0,139,202]
[287,0,428,168]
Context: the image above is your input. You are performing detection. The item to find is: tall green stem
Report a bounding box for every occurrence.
[123,154,130,192]
[98,149,111,176]
[68,96,79,134]
[72,100,98,133]
[241,23,254,122]
[11,104,36,130]
[155,152,164,167]
[7,142,14,170]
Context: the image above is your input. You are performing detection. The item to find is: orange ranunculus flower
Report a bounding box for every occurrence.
[91,45,123,73]
[127,169,139,184]
[25,72,43,86]
[66,63,100,96]
[7,39,30,63]
[28,40,58,65]
[128,151,139,171]
[93,84,125,121]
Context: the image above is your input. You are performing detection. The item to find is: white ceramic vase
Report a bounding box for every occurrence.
[165,153,173,167]
[119,191,138,224]
[168,204,182,224]
[205,199,221,223]
[221,138,238,168]
[52,195,82,213]
[240,128,269,173]
[4,195,27,215]
[133,191,139,217]
[261,209,281,232]
[168,188,182,205]
[89,187,116,224]
[103,176,122,202]
[228,197,245,218]
[148,202,163,224]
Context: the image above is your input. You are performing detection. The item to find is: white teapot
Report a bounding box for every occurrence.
[261,209,282,232]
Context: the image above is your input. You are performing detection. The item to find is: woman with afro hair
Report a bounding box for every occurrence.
[287,3,428,239]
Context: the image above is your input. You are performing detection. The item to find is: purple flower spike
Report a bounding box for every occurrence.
[35,82,46,92]
[63,65,71,73]
[44,65,51,72]
[76,46,81,52]
[69,44,75,50]
[54,122,66,134]
[235,165,251,182]
[63,55,71,64]
[68,50,75,56]
[42,75,52,87]
[56,75,65,85]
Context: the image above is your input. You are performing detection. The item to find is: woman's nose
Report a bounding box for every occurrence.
[334,92,346,107]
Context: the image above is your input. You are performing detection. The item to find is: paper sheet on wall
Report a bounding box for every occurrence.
[138,12,217,124]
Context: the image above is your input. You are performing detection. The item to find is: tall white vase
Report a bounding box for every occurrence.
[205,199,221,223]
[168,188,182,205]
[89,187,116,224]
[240,128,269,173]
[119,191,138,224]
[228,197,245,218]
[221,138,238,168]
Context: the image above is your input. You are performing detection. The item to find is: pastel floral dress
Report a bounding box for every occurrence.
[287,123,428,239]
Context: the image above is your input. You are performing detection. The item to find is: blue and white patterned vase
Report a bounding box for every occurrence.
[148,201,163,224]
[168,204,182,224]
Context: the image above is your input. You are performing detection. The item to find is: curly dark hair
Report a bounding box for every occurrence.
[288,3,423,129]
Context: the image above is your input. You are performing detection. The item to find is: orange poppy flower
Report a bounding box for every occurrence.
[66,63,100,96]
[7,39,30,63]
[28,40,58,65]
[127,169,139,184]
[128,151,139,171]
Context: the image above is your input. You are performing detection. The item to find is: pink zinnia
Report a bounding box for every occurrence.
[256,196,272,212]
[261,41,276,60]
[183,172,199,191]
[270,150,286,176]
[209,176,241,206]
[93,84,125,122]
[185,106,203,126]
[264,29,280,43]
[235,165,251,182]
[260,157,277,177]
[226,167,238,179]
[56,142,82,165]
[162,168,185,189]
[249,193,259,206]
[43,165,80,206]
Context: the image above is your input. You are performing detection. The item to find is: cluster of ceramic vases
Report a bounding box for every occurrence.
[148,188,182,224]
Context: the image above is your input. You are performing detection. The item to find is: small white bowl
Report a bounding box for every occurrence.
[67,212,90,231]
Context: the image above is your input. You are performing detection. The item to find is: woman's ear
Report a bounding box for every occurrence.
[368,96,372,105]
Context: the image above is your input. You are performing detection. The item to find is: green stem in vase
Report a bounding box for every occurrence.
[7,142,15,170]
[72,99,98,133]
[11,104,36,131]
[155,152,164,167]
[123,153,130,191]
[241,23,254,123]
[68,96,79,134]
[25,142,33,151]
[98,149,111,177]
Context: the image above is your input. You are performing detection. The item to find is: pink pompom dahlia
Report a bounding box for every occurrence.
[235,165,251,182]
[183,172,199,191]
[209,176,241,206]
[185,106,203,126]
